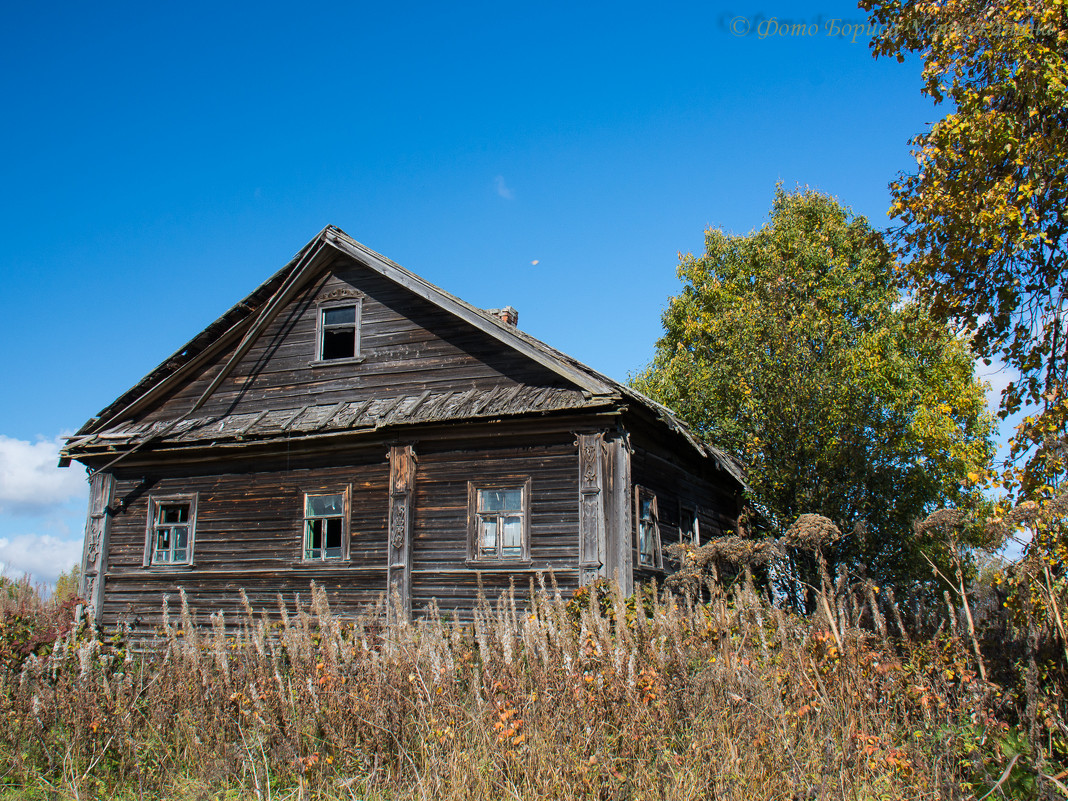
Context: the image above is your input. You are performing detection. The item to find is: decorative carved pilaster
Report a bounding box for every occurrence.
[389,501,407,549]
[80,471,114,627]
[602,433,633,594]
[387,444,416,619]
[576,432,607,585]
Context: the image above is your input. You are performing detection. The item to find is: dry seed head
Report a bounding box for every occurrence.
[914,508,967,543]
[783,514,843,549]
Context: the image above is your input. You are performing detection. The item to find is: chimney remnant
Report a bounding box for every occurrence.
[486,306,518,327]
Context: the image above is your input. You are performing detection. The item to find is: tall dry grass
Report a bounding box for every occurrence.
[0,576,1004,800]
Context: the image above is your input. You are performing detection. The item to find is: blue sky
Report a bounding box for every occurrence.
[1,0,996,583]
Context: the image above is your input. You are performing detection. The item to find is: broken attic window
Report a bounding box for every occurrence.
[319,304,359,360]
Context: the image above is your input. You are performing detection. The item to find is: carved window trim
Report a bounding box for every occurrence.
[634,486,662,570]
[143,493,198,569]
[300,485,351,563]
[466,478,532,565]
[311,289,365,367]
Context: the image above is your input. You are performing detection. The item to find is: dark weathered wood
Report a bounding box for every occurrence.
[387,444,415,619]
[603,433,634,593]
[80,471,115,627]
[577,432,606,585]
[131,262,575,427]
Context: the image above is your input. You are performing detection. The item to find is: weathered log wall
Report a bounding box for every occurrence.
[629,423,741,586]
[96,433,584,633]
[101,455,389,632]
[411,439,581,618]
[140,257,569,424]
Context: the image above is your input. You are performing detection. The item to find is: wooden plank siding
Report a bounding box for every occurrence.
[91,423,740,633]
[409,439,580,619]
[629,435,741,587]
[138,256,570,425]
[95,433,585,632]
[100,458,390,632]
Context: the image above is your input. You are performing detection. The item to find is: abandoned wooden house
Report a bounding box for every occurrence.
[61,226,745,632]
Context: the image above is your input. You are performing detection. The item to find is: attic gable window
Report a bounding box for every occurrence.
[313,292,364,365]
[319,304,359,360]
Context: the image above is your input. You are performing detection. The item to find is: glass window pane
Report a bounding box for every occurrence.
[502,516,522,557]
[173,527,188,549]
[307,494,344,517]
[154,549,170,563]
[479,518,497,555]
[172,548,187,562]
[639,524,651,560]
[323,306,356,325]
[479,490,503,512]
[640,498,653,522]
[479,488,522,512]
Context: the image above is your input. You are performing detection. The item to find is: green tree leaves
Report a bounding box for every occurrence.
[862,0,1068,494]
[632,189,995,588]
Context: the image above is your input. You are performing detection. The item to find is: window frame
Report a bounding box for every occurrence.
[679,503,700,546]
[311,297,364,366]
[466,478,532,564]
[634,486,663,570]
[301,486,351,563]
[143,493,198,568]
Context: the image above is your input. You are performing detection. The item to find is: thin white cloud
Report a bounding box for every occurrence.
[494,175,514,200]
[0,435,86,515]
[0,533,82,585]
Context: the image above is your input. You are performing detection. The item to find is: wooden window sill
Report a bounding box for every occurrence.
[309,356,365,368]
[465,559,532,569]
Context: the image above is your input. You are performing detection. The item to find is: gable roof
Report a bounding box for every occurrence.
[61,226,745,486]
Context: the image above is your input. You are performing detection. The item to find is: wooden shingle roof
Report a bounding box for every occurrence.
[62,226,745,487]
